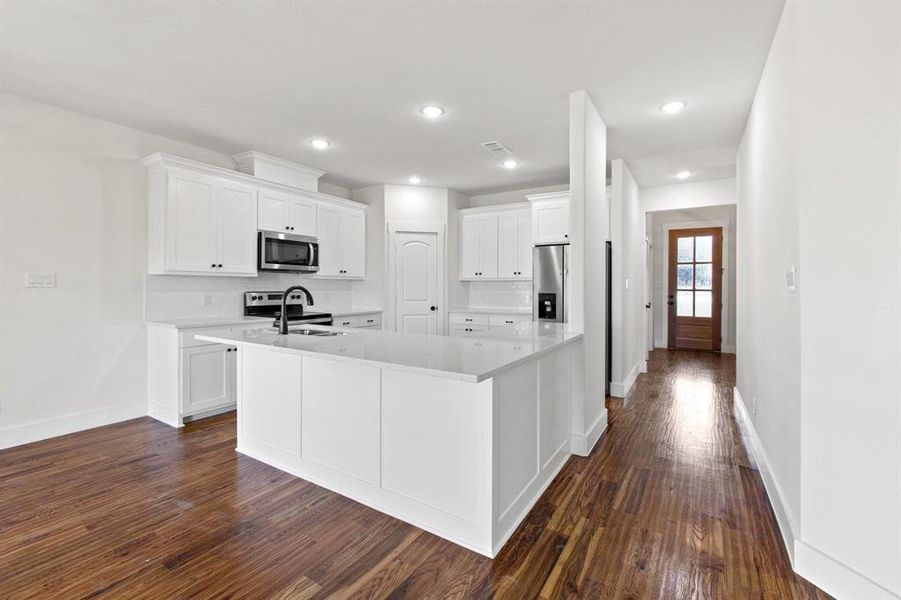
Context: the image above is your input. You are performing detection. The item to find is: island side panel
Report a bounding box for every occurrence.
[237,346,302,462]
[491,343,575,555]
[381,369,494,555]
[235,345,496,557]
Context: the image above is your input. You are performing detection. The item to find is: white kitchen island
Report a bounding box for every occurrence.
[196,322,584,558]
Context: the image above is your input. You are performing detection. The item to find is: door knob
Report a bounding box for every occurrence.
[430,306,437,311]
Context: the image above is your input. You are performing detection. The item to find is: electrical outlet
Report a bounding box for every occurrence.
[785,266,796,292]
[25,272,56,288]
[752,396,757,417]
[201,293,213,306]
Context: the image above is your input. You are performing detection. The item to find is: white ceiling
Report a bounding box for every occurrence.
[0,1,782,194]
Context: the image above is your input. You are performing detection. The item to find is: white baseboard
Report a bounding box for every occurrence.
[570,408,608,456]
[610,361,641,399]
[0,401,147,450]
[732,386,799,562]
[794,539,900,600]
[721,344,736,354]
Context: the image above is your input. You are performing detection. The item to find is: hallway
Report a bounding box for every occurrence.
[0,350,828,598]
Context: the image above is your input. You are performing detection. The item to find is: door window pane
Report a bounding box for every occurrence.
[677,265,693,289]
[695,264,712,290]
[695,236,713,262]
[695,291,713,317]
[677,237,694,262]
[676,291,693,316]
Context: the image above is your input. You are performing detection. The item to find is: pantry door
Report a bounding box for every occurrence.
[667,228,723,351]
[393,231,441,335]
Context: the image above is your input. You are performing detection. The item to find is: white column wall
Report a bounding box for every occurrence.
[568,90,608,449]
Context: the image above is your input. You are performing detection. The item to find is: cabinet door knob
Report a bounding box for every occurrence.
[211,264,216,268]
[217,264,223,268]
[430,306,437,311]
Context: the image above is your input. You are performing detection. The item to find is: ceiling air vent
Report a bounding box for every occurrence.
[480,140,514,158]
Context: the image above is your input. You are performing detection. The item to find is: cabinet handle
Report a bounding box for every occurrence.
[211,263,216,268]
[217,264,223,268]
[564,234,569,238]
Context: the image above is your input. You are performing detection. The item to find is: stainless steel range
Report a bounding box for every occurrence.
[244,291,333,327]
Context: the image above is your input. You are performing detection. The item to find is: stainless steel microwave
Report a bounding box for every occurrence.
[258,231,319,273]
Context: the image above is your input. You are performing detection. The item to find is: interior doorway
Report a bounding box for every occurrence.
[667,227,723,351]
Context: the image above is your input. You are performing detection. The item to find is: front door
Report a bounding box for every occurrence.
[394,231,439,334]
[667,227,722,351]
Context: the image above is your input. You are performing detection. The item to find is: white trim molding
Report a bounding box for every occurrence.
[610,360,641,400]
[733,386,799,561]
[570,408,608,456]
[794,540,901,600]
[0,401,147,450]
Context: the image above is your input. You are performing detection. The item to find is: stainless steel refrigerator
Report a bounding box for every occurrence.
[533,244,566,322]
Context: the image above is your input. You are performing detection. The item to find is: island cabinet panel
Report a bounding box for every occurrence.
[301,357,380,484]
[238,348,301,460]
[495,360,539,518]
[381,370,492,524]
[539,347,570,468]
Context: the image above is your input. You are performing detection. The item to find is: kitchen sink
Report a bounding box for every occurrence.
[281,328,345,337]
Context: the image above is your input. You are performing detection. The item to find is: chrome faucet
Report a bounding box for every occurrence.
[278,285,315,334]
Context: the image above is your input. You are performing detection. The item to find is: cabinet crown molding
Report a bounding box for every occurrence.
[458,202,530,216]
[525,190,570,203]
[142,152,365,211]
[232,150,325,179]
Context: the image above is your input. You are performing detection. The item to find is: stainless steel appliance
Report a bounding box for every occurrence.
[258,231,319,273]
[244,291,332,328]
[533,244,567,322]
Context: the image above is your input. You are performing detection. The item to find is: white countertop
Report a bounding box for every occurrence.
[196,322,582,383]
[146,308,382,330]
[447,307,532,315]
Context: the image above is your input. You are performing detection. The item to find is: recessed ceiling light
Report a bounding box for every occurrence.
[310,138,330,150]
[659,100,687,115]
[408,176,422,184]
[420,105,445,119]
[674,170,693,180]
[502,158,519,169]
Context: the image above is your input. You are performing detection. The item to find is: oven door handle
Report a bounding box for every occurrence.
[309,242,317,267]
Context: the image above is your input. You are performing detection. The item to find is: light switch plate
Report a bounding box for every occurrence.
[785,266,796,292]
[25,272,56,288]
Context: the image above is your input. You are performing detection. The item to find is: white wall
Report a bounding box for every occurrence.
[0,93,235,445]
[641,177,736,213]
[608,159,644,397]
[737,1,901,597]
[469,183,568,209]
[648,205,737,352]
[446,189,470,310]
[569,90,608,453]
[351,185,386,311]
[317,180,352,200]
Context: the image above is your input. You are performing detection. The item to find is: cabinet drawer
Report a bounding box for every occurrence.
[450,324,489,337]
[489,314,532,327]
[334,315,359,328]
[357,313,382,328]
[448,314,490,327]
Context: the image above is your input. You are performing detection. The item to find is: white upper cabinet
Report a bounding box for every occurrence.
[527,191,570,245]
[460,205,530,280]
[165,170,217,273]
[159,168,258,276]
[146,153,366,278]
[459,212,498,279]
[257,188,317,236]
[316,202,366,278]
[216,180,259,275]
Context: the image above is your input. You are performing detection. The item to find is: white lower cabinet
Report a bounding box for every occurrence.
[448,312,531,337]
[181,344,236,415]
[333,312,382,330]
[148,322,266,427]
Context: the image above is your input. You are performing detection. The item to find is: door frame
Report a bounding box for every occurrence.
[387,221,446,335]
[661,219,730,351]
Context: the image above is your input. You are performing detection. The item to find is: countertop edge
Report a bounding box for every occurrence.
[194,331,582,384]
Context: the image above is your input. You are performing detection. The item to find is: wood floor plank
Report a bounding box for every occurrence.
[0,350,830,599]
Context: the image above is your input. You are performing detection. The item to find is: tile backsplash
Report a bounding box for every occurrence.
[467,280,532,310]
[144,273,354,321]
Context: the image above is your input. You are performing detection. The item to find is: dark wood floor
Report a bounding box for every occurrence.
[0,349,829,599]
